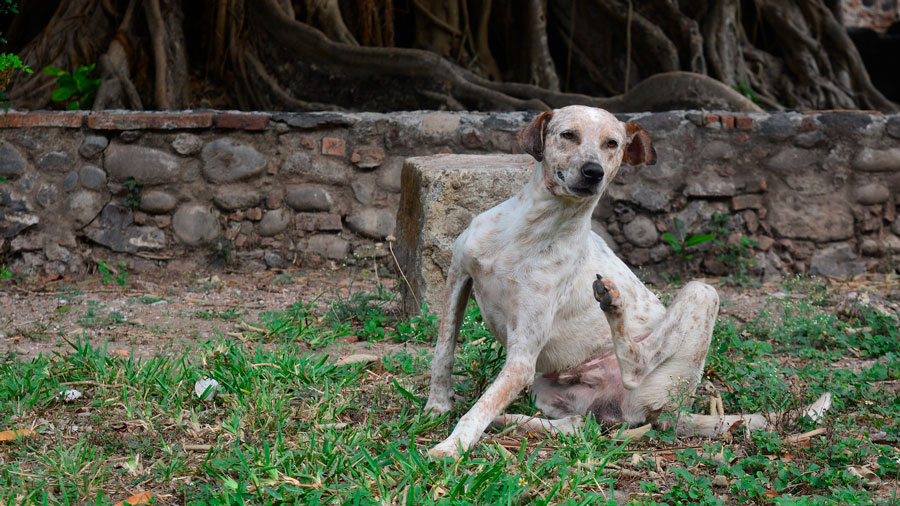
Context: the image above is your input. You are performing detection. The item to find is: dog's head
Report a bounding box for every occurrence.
[518,105,656,198]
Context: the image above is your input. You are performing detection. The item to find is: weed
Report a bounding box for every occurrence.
[123,175,143,208]
[710,214,759,287]
[97,260,128,287]
[662,217,716,264]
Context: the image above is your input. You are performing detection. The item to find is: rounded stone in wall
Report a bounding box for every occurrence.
[140,190,178,214]
[172,204,220,245]
[285,186,332,212]
[346,207,396,239]
[62,171,79,191]
[0,143,27,176]
[623,215,658,248]
[37,151,74,173]
[307,234,350,259]
[257,209,291,237]
[201,138,266,183]
[855,182,890,205]
[106,143,181,184]
[172,133,203,156]
[78,136,109,160]
[79,165,107,189]
[69,190,103,227]
[213,191,261,211]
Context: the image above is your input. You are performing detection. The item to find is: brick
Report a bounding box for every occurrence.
[246,207,263,221]
[350,146,385,169]
[322,137,346,157]
[0,111,86,128]
[215,112,270,130]
[299,137,316,150]
[704,114,720,126]
[732,194,764,211]
[756,235,775,251]
[799,117,817,132]
[315,213,343,231]
[735,116,752,130]
[720,115,736,129]
[88,112,214,130]
[739,177,768,194]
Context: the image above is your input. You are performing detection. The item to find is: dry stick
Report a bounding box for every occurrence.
[784,427,826,443]
[387,237,420,309]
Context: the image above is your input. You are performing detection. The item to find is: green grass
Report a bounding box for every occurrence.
[0,278,898,504]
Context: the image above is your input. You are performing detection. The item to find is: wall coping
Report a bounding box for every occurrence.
[1,108,895,132]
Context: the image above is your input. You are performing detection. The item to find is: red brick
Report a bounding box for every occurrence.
[799,117,817,132]
[0,111,86,128]
[720,115,735,129]
[215,112,269,130]
[322,137,346,157]
[235,233,248,247]
[735,116,752,130]
[732,194,764,211]
[299,137,316,150]
[246,207,263,221]
[266,192,283,210]
[350,146,385,168]
[88,112,214,130]
[704,114,720,126]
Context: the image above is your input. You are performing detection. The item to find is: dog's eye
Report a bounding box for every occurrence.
[561,131,576,141]
[606,139,618,149]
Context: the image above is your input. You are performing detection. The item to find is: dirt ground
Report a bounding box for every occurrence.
[0,265,410,361]
[1,266,895,362]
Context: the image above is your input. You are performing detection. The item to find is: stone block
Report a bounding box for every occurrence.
[395,154,533,315]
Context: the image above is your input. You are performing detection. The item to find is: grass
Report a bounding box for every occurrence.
[0,277,898,504]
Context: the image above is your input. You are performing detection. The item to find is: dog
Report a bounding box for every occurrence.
[423,105,831,458]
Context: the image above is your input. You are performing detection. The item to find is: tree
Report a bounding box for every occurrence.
[1,0,896,113]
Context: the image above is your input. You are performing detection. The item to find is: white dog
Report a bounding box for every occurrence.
[423,106,831,458]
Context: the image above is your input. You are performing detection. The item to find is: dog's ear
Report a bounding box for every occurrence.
[518,111,554,162]
[624,122,657,166]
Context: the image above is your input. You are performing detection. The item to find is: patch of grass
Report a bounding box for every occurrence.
[1,278,899,504]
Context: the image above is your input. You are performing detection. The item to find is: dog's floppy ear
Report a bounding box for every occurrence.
[624,122,657,166]
[518,111,554,162]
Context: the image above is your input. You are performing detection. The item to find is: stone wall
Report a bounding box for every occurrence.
[1,109,899,281]
[843,0,899,31]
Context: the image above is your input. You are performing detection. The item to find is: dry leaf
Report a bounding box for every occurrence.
[614,424,652,442]
[114,350,130,357]
[335,354,379,366]
[848,466,882,487]
[113,491,152,506]
[0,429,36,443]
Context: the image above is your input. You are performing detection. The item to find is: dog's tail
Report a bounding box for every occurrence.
[674,392,833,437]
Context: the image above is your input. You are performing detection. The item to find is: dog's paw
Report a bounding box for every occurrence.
[427,440,461,459]
[592,274,620,313]
[423,397,453,416]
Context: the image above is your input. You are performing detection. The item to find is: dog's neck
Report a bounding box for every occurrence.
[511,162,601,246]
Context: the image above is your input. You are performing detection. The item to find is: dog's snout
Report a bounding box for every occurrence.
[581,162,604,181]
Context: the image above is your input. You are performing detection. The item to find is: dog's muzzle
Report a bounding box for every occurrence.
[581,162,604,181]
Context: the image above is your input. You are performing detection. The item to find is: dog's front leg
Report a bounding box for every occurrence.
[424,262,472,414]
[428,341,541,458]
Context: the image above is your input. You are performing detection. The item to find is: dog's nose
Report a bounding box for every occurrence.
[581,162,604,181]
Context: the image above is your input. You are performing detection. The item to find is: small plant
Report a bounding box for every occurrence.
[0,53,32,112]
[661,217,716,262]
[711,215,759,287]
[123,176,143,208]
[732,79,759,104]
[97,260,129,287]
[43,63,100,110]
[0,263,10,282]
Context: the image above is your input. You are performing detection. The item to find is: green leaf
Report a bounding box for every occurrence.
[42,65,66,77]
[51,87,73,102]
[67,100,79,111]
[58,74,76,88]
[684,233,716,247]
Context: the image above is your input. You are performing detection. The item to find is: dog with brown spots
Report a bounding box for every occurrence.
[424,106,832,458]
